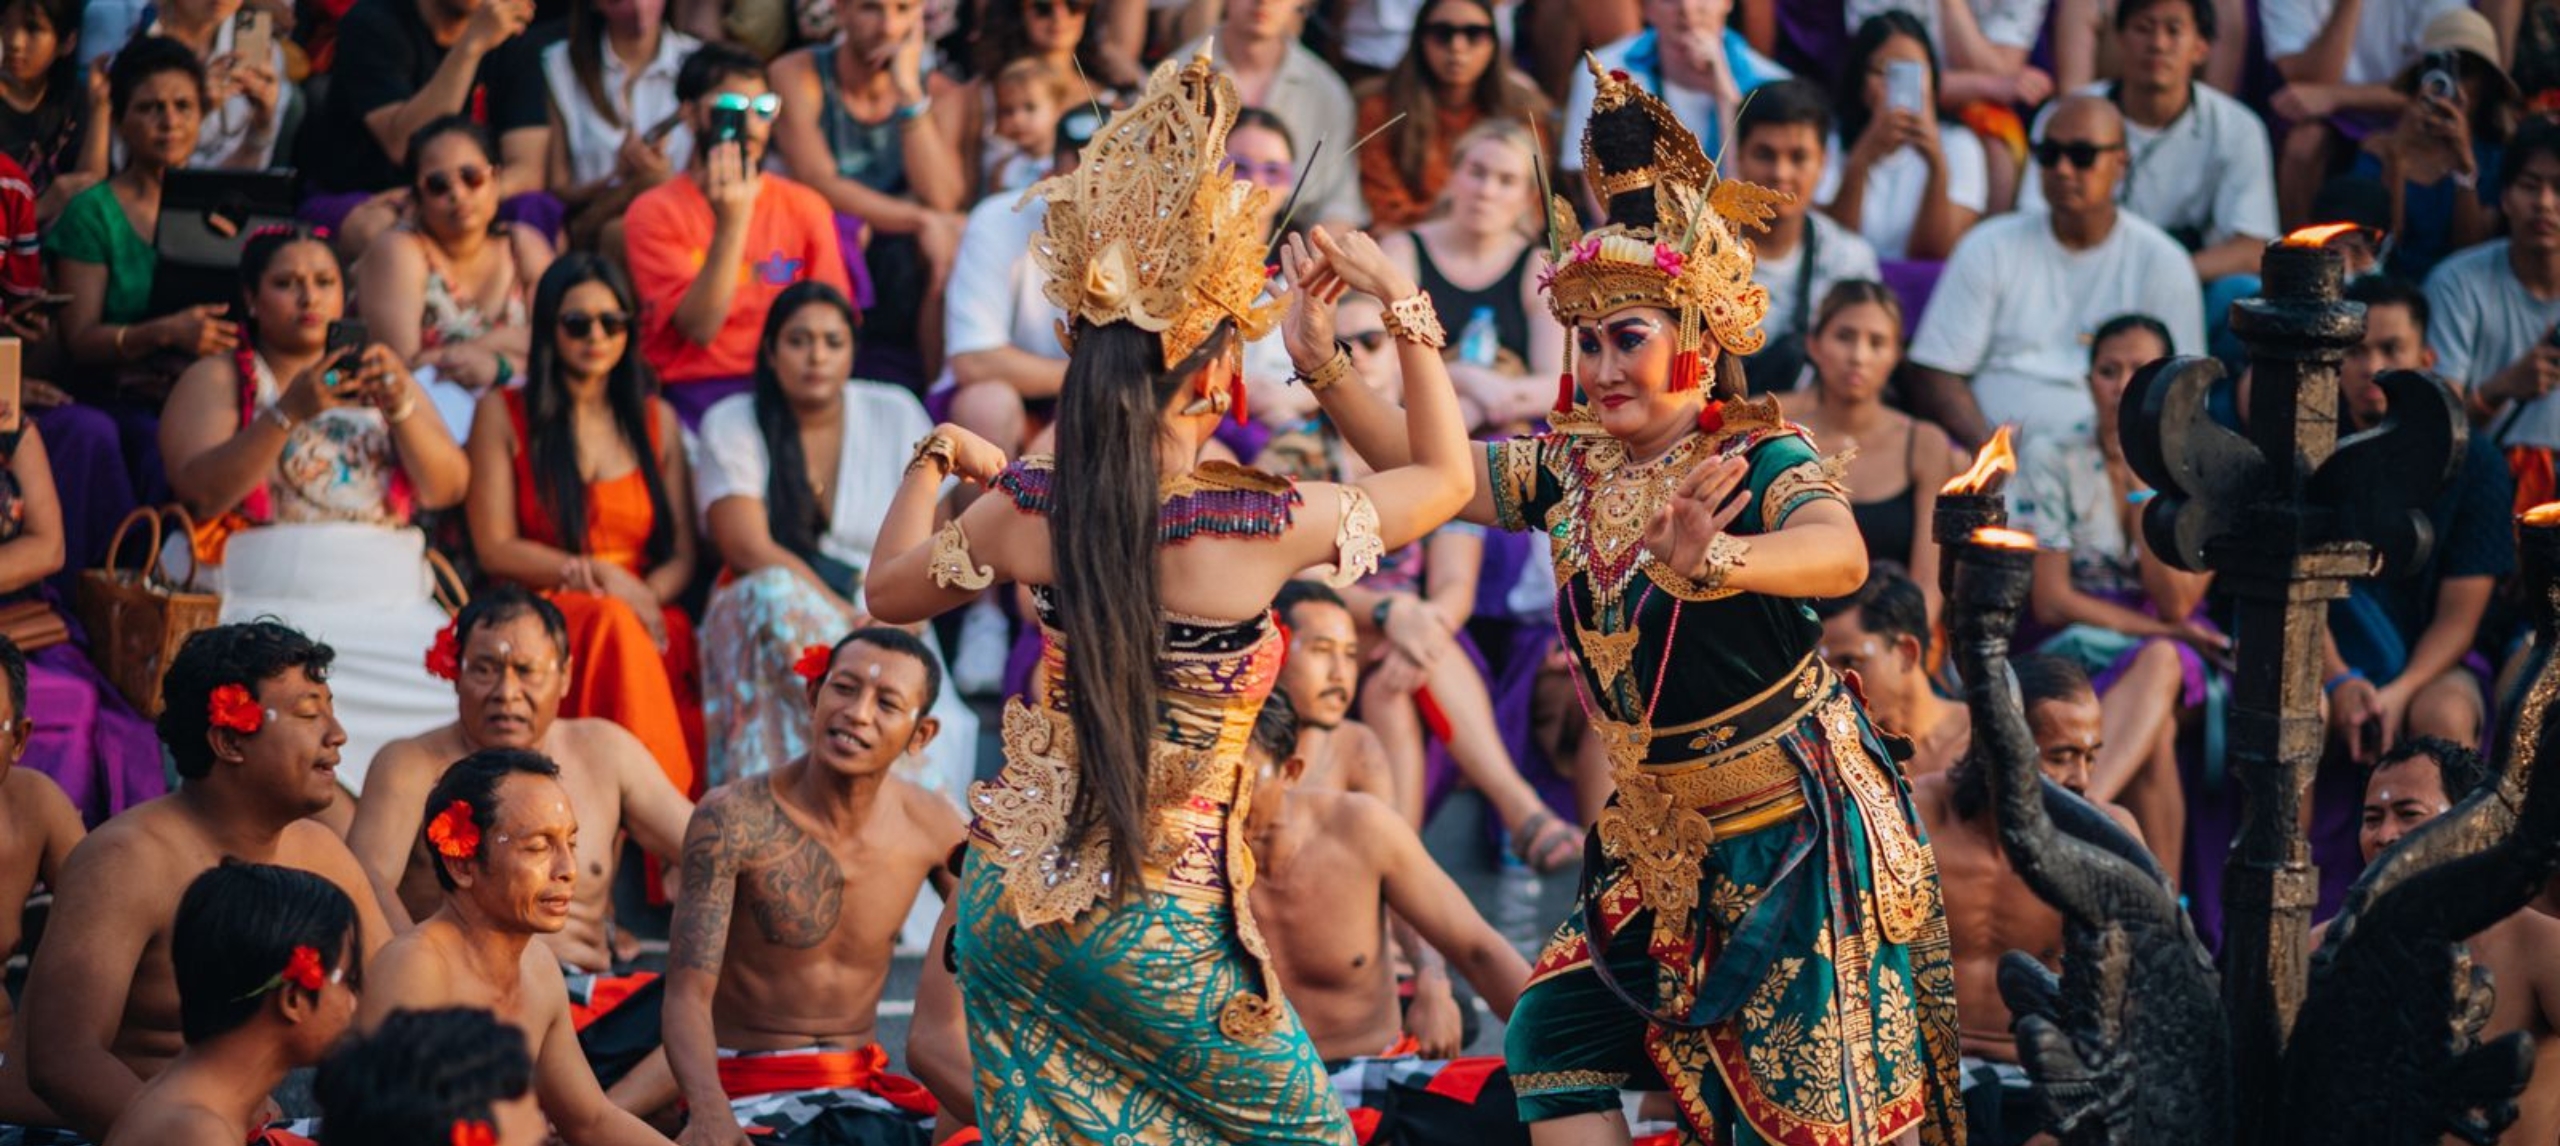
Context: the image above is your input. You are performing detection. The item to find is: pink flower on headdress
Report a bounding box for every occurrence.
[1569,236,1601,265]
[1653,244,1685,277]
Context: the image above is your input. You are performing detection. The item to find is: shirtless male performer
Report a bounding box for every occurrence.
[1273,580,1403,815]
[1914,654,2143,1146]
[350,586,692,1099]
[1818,571,1971,778]
[102,862,361,1146]
[2330,737,2560,1144]
[664,628,963,1146]
[1244,691,1532,1144]
[0,636,84,1049]
[0,622,394,1142]
[357,748,673,1146]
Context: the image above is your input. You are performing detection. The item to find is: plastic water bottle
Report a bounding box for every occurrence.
[1458,306,1500,367]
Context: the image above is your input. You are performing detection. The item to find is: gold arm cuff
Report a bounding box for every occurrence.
[928,519,995,590]
[1701,532,1750,592]
[1294,347,1354,394]
[1383,293,1448,350]
[906,432,958,479]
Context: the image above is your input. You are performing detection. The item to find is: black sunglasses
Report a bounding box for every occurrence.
[1028,0,1091,16]
[2032,139,2124,170]
[559,310,629,339]
[1421,21,1495,46]
[421,163,492,198]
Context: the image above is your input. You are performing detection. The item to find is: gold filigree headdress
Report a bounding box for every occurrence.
[1020,48,1283,368]
[1541,57,1791,411]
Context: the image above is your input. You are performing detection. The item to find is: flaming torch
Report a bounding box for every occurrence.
[1950,526,2042,645]
[2522,503,2560,641]
[1933,425,2019,600]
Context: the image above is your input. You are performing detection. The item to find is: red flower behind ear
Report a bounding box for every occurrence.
[208,684,264,735]
[1271,614,1292,655]
[426,800,481,861]
[424,622,461,681]
[794,643,834,686]
[281,945,325,992]
[449,1120,496,1146]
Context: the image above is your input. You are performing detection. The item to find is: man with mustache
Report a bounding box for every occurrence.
[358,749,673,1146]
[0,623,394,1143]
[1272,580,1402,814]
[350,586,694,1110]
[662,629,962,1146]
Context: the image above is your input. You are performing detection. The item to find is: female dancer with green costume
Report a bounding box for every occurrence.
[1290,62,1967,1145]
[866,50,1478,1144]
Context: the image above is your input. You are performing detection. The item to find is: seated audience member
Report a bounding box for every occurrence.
[99,862,359,1146]
[2009,314,2208,881]
[359,749,675,1142]
[694,283,975,795]
[1820,12,1985,262]
[2345,11,2516,282]
[2023,0,2276,321]
[1782,281,1960,616]
[540,0,700,253]
[940,107,1095,458]
[105,0,290,171]
[360,117,554,400]
[1818,571,1970,778]
[1272,580,1404,819]
[0,622,394,1140]
[932,0,1113,201]
[0,0,105,219]
[664,629,963,1146]
[1906,96,2202,447]
[1375,120,1562,434]
[980,58,1070,198]
[0,637,84,1048]
[1179,0,1364,231]
[1731,79,1881,394]
[2324,277,2513,758]
[2267,0,2465,227]
[1562,0,1786,186]
[906,891,971,1129]
[468,255,701,796]
[625,43,853,425]
[351,587,692,1095]
[52,38,237,402]
[1913,652,2142,1146]
[2326,737,2560,1142]
[1353,0,1553,232]
[162,227,469,815]
[1221,109,1311,423]
[318,1007,546,1146]
[2051,0,2246,92]
[767,0,966,384]
[2426,118,2560,515]
[303,0,546,250]
[1245,692,1533,1142]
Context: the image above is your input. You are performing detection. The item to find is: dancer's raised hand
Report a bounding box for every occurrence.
[1644,455,1750,582]
[1279,232,1347,369]
[1308,227,1416,303]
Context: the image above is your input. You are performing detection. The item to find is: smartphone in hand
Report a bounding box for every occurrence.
[324,319,368,382]
[233,8,273,70]
[0,338,21,436]
[1886,60,1927,116]
[709,104,748,147]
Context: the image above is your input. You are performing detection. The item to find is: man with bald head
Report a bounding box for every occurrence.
[1907,95,2206,448]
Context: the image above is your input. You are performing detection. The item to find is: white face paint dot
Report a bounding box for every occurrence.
[496,640,514,657]
[867,663,883,680]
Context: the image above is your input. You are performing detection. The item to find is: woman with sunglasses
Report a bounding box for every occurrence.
[467,255,701,796]
[1353,0,1550,232]
[694,280,977,796]
[935,0,1112,200]
[359,116,555,400]
[1378,118,1562,434]
[158,226,470,822]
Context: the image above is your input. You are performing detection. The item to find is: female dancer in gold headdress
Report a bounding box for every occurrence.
[1287,62,1966,1145]
[867,51,1476,1144]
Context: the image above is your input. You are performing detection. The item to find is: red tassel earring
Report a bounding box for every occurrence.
[1228,374,1248,427]
[1553,373,1577,417]
[1667,349,1703,393]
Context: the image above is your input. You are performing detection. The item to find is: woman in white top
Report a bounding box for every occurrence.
[1820,10,1988,261]
[541,0,699,250]
[159,228,470,821]
[694,280,978,797]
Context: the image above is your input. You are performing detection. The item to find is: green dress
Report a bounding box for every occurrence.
[1491,398,1965,1146]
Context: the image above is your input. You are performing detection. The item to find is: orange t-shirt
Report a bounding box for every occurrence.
[625,173,852,385]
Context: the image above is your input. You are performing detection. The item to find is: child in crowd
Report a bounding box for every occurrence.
[986,58,1074,198]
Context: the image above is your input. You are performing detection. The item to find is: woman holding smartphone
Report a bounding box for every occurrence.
[160,226,470,826]
[1822,12,1986,261]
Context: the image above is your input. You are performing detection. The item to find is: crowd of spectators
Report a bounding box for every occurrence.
[3,0,2559,995]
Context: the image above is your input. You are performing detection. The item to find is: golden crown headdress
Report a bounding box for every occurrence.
[1541,57,1790,402]
[1020,48,1283,368]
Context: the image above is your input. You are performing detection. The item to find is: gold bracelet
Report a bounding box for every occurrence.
[383,397,418,425]
[1699,533,1750,592]
[1382,294,1447,349]
[1293,346,1353,394]
[906,432,957,479]
[112,325,131,360]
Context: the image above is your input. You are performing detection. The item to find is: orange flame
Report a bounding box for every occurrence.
[2524,502,2560,528]
[1971,527,2040,551]
[1941,425,2018,496]
[2282,222,2360,248]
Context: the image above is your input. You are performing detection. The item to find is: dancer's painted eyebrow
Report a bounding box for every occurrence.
[1603,318,1661,336]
